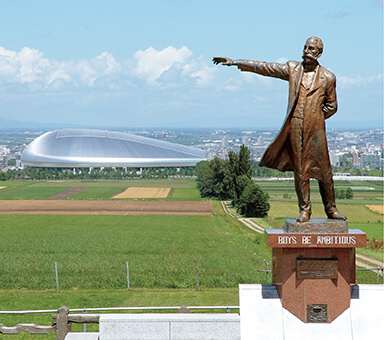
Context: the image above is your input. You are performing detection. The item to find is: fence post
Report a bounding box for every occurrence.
[194,260,199,291]
[83,307,87,333]
[377,267,383,284]
[265,260,270,284]
[126,262,130,290]
[55,262,59,292]
[56,306,70,340]
[178,306,189,313]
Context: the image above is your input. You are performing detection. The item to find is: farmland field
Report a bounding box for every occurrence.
[0,178,382,339]
[0,180,200,201]
[256,179,383,205]
[112,187,171,198]
[0,200,213,215]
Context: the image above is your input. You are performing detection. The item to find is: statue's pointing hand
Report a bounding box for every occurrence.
[212,57,234,66]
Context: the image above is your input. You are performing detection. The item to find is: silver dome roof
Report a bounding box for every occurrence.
[21,129,207,167]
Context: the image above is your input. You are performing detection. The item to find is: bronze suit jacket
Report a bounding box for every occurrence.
[236,60,337,181]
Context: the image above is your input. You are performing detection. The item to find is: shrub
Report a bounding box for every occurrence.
[367,238,384,250]
[236,183,270,217]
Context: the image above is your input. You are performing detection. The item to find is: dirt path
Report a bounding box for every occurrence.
[356,254,383,267]
[356,254,383,277]
[0,200,213,215]
[221,201,265,234]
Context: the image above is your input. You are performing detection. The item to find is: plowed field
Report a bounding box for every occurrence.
[45,187,88,199]
[0,200,213,215]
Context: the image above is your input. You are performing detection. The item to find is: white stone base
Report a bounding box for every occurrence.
[99,313,240,340]
[65,333,99,339]
[239,284,384,340]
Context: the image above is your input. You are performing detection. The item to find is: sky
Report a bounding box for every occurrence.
[0,0,382,130]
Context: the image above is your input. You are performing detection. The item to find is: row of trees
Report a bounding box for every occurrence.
[196,145,270,217]
[0,167,196,181]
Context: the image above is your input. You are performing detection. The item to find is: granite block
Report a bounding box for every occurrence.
[99,313,240,340]
[284,218,348,233]
[65,334,99,340]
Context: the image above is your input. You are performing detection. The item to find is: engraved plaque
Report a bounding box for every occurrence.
[297,257,338,279]
[307,304,328,323]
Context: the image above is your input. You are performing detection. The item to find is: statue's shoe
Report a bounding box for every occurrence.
[296,211,311,222]
[327,211,347,220]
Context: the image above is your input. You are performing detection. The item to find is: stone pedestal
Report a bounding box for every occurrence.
[266,219,367,323]
[239,284,384,339]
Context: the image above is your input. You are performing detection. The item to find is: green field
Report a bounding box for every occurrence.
[0,203,270,290]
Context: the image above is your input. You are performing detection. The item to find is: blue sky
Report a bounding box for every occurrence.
[0,0,382,129]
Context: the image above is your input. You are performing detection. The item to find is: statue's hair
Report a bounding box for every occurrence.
[307,36,323,54]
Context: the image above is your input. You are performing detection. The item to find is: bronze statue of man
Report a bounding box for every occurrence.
[213,36,346,222]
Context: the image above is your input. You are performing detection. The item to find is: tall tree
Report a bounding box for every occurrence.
[238,144,252,179]
[196,158,233,199]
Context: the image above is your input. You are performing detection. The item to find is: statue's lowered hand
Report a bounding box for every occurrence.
[212,57,234,66]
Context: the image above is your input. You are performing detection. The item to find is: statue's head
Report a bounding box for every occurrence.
[302,36,323,64]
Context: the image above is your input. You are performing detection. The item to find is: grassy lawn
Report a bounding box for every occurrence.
[0,203,270,290]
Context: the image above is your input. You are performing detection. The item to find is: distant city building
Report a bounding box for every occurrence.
[360,153,381,169]
[329,151,344,167]
[242,136,250,147]
[221,136,229,148]
[257,136,264,145]
[352,152,360,167]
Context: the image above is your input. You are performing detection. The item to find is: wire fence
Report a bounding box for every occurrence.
[356,266,383,283]
[0,305,239,315]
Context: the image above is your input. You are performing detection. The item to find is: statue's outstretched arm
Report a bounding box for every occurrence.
[213,57,289,80]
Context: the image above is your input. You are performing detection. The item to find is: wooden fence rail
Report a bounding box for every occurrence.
[0,323,55,334]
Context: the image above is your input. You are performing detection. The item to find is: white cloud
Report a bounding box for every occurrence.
[337,73,383,88]
[276,57,288,63]
[222,78,242,91]
[0,47,123,89]
[182,56,217,87]
[133,46,192,84]
[133,46,217,87]
[0,47,19,79]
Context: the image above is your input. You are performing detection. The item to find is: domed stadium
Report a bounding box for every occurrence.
[21,129,207,168]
